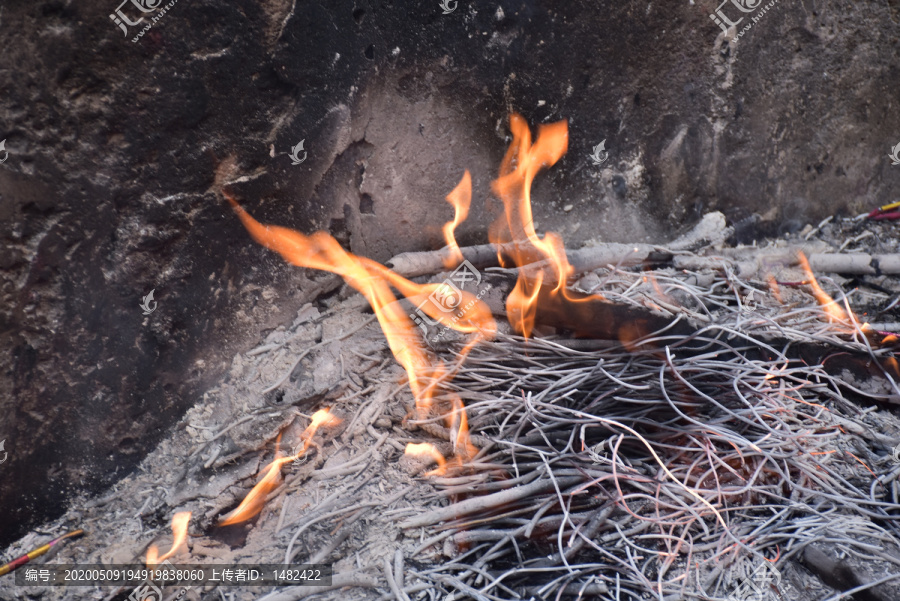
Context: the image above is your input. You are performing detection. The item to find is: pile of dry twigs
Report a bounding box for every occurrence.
[395,260,900,601]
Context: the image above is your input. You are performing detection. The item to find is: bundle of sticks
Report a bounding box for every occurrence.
[391,246,900,601]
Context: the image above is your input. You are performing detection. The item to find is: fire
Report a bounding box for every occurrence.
[403,399,475,477]
[218,448,293,526]
[219,410,341,526]
[489,114,605,337]
[226,194,495,415]
[448,396,477,461]
[362,258,495,339]
[404,442,448,475]
[442,170,472,267]
[146,511,191,567]
[796,251,849,324]
[506,270,545,338]
[766,275,783,304]
[226,113,617,487]
[296,408,341,456]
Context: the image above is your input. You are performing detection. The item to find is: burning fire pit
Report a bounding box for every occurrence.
[5,110,900,601]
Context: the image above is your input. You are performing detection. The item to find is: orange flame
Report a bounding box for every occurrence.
[404,442,448,475]
[226,194,495,414]
[506,270,545,337]
[296,408,342,456]
[796,251,849,324]
[489,114,604,337]
[147,511,191,567]
[219,448,293,526]
[219,410,341,526]
[442,170,472,268]
[447,396,477,461]
[766,275,783,304]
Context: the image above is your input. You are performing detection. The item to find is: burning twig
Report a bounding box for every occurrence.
[386,241,660,279]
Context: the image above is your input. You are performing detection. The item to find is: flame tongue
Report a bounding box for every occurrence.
[227,193,492,483]
[218,410,342,526]
[218,446,292,527]
[491,116,569,271]
[404,442,447,475]
[442,170,472,267]
[403,397,475,476]
[147,511,191,567]
[298,408,341,455]
[448,396,476,460]
[226,195,495,409]
[228,195,432,402]
[796,251,849,324]
[489,114,605,337]
[506,270,545,338]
